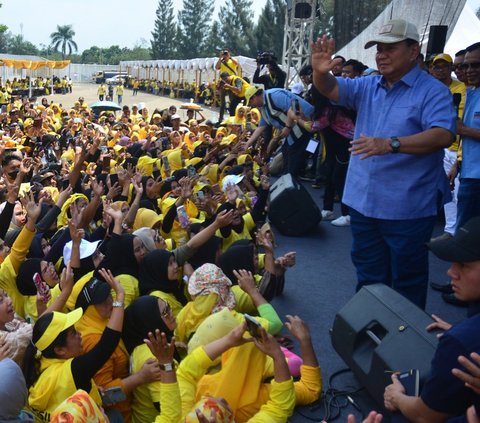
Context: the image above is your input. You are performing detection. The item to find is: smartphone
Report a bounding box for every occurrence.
[33,272,51,303]
[100,145,108,154]
[187,164,196,177]
[245,314,262,339]
[292,99,301,115]
[61,179,70,190]
[109,173,119,186]
[196,191,205,201]
[101,386,126,406]
[162,156,170,173]
[102,157,111,172]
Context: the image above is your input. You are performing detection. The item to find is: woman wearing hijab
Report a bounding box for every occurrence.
[23,268,125,422]
[122,295,177,423]
[75,277,161,422]
[138,210,235,316]
[0,358,34,422]
[175,265,282,346]
[105,204,146,306]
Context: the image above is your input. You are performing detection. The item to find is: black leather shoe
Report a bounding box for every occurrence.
[442,293,468,307]
[430,281,454,293]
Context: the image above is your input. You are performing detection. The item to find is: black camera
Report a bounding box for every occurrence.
[257,51,277,65]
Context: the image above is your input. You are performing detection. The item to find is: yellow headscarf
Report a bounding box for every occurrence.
[57,194,89,228]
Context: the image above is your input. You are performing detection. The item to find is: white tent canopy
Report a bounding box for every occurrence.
[444,4,480,57]
[337,0,469,68]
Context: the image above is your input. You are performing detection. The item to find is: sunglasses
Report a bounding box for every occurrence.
[458,62,480,71]
[160,301,172,319]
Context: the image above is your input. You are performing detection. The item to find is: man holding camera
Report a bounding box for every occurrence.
[215,48,242,122]
[253,53,286,90]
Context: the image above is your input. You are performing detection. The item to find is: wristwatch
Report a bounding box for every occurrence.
[159,362,175,372]
[390,136,401,153]
[112,300,124,308]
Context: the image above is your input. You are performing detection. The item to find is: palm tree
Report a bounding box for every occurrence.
[50,25,78,59]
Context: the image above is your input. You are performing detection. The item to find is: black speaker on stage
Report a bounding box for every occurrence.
[426,25,448,58]
[268,173,321,236]
[330,284,438,406]
[294,2,313,19]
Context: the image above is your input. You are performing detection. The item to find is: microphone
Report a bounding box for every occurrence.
[452,93,461,118]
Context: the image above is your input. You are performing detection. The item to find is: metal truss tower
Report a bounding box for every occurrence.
[282,0,318,85]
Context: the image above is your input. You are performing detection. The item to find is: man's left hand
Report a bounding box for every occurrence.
[350,134,391,159]
[279,126,291,139]
[384,374,406,411]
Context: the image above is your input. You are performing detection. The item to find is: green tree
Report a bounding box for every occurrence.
[7,34,38,55]
[254,0,286,60]
[334,0,389,50]
[50,24,78,59]
[218,0,256,57]
[151,0,176,59]
[177,0,214,59]
[204,21,222,57]
[0,25,9,53]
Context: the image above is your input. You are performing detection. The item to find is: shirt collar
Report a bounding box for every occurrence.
[378,64,421,89]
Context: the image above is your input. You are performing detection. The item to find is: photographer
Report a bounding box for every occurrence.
[215,48,242,122]
[253,52,286,90]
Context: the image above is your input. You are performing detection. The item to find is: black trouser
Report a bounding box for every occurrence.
[281,133,310,178]
[322,126,350,215]
[228,93,242,117]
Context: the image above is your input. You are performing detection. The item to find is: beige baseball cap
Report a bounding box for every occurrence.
[365,19,419,49]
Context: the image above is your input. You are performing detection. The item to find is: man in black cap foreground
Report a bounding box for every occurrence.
[383,217,480,422]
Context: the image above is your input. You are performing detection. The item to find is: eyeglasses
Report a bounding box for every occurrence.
[160,301,172,319]
[459,62,480,71]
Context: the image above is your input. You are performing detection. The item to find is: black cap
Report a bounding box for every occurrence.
[75,278,111,310]
[427,217,480,262]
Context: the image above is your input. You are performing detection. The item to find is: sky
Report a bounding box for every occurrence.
[1,0,479,53]
[1,0,268,53]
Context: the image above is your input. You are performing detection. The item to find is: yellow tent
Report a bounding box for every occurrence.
[0,56,70,70]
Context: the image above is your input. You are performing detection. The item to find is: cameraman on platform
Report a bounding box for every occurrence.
[216,48,242,122]
[253,52,286,89]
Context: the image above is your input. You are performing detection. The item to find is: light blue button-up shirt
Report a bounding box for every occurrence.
[461,87,480,179]
[337,65,456,219]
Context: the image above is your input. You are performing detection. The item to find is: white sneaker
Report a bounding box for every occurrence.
[331,215,351,227]
[321,210,335,221]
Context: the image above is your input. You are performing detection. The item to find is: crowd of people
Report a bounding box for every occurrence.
[0,14,479,423]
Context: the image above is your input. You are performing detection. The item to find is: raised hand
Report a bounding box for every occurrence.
[214,210,234,228]
[4,175,19,204]
[145,329,176,365]
[252,326,282,358]
[106,182,122,200]
[91,179,105,197]
[59,263,75,294]
[20,190,43,223]
[311,34,342,75]
[233,269,256,295]
[98,268,124,296]
[56,185,73,207]
[68,219,85,244]
[285,315,311,343]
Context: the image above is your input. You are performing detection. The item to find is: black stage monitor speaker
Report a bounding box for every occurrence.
[426,25,448,58]
[294,2,313,19]
[330,284,438,406]
[268,173,321,236]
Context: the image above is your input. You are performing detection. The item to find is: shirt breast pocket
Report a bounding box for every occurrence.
[387,106,421,135]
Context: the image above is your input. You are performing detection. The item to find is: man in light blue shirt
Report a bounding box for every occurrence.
[311,19,456,308]
[456,42,480,231]
[246,87,314,176]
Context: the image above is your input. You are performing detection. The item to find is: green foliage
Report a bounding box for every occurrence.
[151,0,176,59]
[254,0,286,60]
[334,0,389,50]
[80,45,151,65]
[177,0,214,58]
[217,0,256,57]
[204,21,222,57]
[50,24,78,59]
[6,34,38,55]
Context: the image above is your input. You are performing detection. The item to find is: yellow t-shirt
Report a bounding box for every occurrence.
[130,344,164,423]
[449,79,466,152]
[217,213,255,252]
[220,58,241,77]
